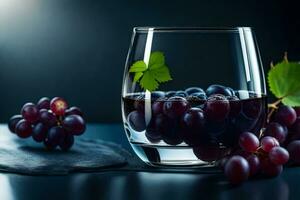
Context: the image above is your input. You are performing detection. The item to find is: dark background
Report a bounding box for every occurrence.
[0,0,299,123]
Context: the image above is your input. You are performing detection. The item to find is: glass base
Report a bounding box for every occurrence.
[130,142,219,167]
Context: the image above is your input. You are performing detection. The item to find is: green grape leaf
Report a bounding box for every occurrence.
[150,65,172,83]
[128,51,172,91]
[149,51,165,67]
[268,60,300,106]
[129,61,147,72]
[133,72,143,82]
[139,70,159,91]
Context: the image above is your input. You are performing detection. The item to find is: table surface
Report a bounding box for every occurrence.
[0,123,298,200]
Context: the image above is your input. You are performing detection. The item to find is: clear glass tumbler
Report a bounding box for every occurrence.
[121,27,267,167]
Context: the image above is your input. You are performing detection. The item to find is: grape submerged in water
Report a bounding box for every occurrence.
[204,94,230,121]
[163,96,190,119]
[122,85,292,185]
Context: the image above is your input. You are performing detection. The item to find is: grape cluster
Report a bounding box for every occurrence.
[223,132,288,184]
[126,84,266,162]
[8,97,86,151]
[223,105,300,184]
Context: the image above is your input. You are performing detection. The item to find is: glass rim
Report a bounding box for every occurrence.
[133,27,253,33]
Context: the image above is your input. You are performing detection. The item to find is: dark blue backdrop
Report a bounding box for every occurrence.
[0,0,298,122]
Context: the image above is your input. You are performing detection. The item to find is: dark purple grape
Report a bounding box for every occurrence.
[227,96,241,117]
[50,97,68,116]
[62,114,86,135]
[206,84,232,97]
[152,100,164,116]
[239,131,259,152]
[8,115,23,133]
[39,109,57,127]
[193,145,227,162]
[289,118,300,134]
[204,94,230,121]
[127,111,146,132]
[218,156,230,170]
[233,149,252,159]
[284,131,300,146]
[205,120,227,139]
[147,113,181,145]
[261,136,279,152]
[274,106,297,127]
[264,122,288,143]
[189,92,207,100]
[162,126,183,145]
[37,97,50,110]
[45,126,65,148]
[32,122,48,142]
[242,98,262,119]
[287,141,300,165]
[166,91,176,97]
[269,147,289,165]
[134,92,165,112]
[15,119,32,138]
[180,107,205,145]
[163,96,190,119]
[181,107,205,129]
[146,114,166,143]
[284,120,300,145]
[145,131,162,143]
[224,155,250,184]
[185,96,205,108]
[174,90,188,97]
[59,133,74,151]
[150,91,165,99]
[294,107,300,117]
[246,154,260,176]
[21,103,39,123]
[65,106,83,116]
[133,95,145,112]
[185,87,204,95]
[260,158,283,177]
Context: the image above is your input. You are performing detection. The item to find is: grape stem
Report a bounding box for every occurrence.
[267,98,282,123]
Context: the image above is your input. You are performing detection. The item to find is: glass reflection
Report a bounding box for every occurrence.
[0,174,14,200]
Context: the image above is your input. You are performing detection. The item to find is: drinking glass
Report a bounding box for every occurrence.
[121,27,267,167]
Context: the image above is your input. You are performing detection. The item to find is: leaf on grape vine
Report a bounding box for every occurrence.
[139,70,159,91]
[128,51,172,91]
[150,65,172,83]
[268,60,300,106]
[133,72,143,82]
[129,61,147,72]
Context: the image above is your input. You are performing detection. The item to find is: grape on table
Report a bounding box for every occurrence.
[8,97,86,151]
